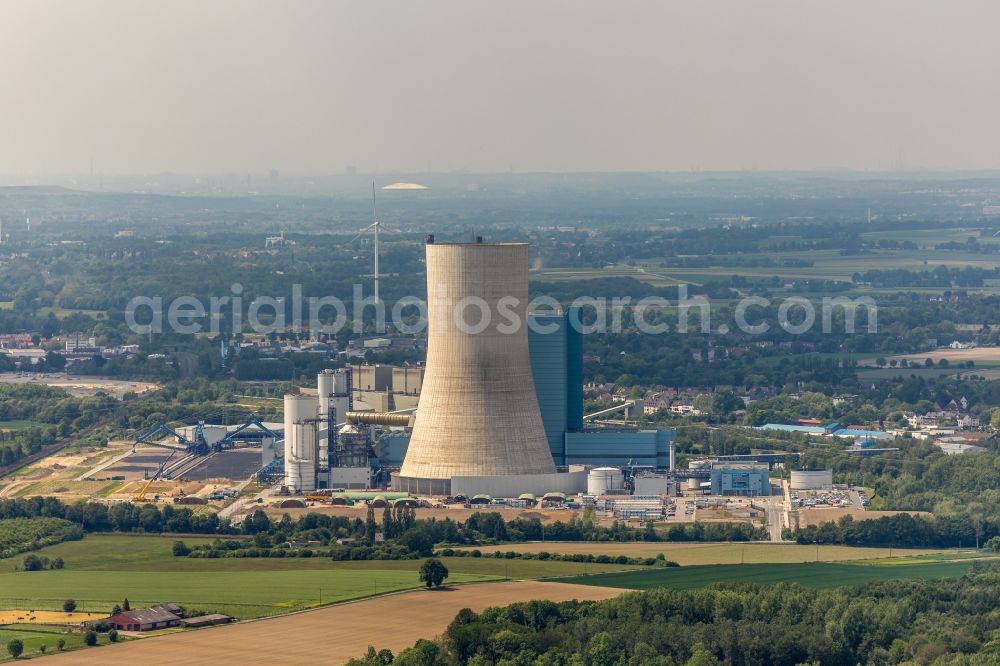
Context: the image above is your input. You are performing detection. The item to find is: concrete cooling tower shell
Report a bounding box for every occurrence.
[398,242,555,494]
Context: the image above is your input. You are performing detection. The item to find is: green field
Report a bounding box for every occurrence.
[535,244,1000,295]
[0,569,501,619]
[0,420,43,432]
[553,559,979,591]
[856,362,1000,381]
[0,624,95,661]
[0,535,635,619]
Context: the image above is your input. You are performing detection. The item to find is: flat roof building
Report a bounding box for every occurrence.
[710,463,771,497]
[528,309,583,465]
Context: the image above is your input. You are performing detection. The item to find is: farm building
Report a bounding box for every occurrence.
[106,604,184,631]
[180,614,233,628]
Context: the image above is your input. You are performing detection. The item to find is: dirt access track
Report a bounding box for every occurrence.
[37,581,623,665]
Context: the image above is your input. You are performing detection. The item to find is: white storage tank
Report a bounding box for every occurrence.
[317,369,351,423]
[790,469,834,490]
[284,394,319,492]
[587,467,624,496]
[686,478,701,491]
[317,370,335,417]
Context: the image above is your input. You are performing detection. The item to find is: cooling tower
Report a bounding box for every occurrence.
[397,241,555,494]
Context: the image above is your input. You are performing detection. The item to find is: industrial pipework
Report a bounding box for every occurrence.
[344,411,414,427]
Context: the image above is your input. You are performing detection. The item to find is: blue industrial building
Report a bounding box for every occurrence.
[527,310,584,465]
[564,428,673,468]
[373,308,675,472]
[710,463,771,496]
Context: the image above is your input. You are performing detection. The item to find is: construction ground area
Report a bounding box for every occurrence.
[0,440,259,508]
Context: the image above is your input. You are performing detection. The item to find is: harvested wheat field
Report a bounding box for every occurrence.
[37,581,622,665]
[0,609,103,625]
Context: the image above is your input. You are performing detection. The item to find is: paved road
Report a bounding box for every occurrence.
[74,447,138,481]
[217,482,276,523]
[765,504,785,541]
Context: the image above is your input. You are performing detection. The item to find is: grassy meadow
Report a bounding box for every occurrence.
[553,558,985,591]
[0,535,635,620]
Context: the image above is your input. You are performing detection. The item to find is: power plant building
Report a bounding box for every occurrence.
[710,463,771,497]
[564,428,673,468]
[527,310,583,465]
[282,239,676,497]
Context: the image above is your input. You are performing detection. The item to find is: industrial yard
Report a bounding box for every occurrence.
[0,373,158,400]
[0,242,878,543]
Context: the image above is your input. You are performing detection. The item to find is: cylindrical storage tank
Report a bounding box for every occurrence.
[284,394,318,492]
[317,370,335,418]
[686,478,701,490]
[587,467,624,496]
[790,469,834,490]
[288,422,317,492]
[318,369,351,424]
[398,242,556,491]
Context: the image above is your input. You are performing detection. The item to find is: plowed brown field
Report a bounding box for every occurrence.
[37,581,623,665]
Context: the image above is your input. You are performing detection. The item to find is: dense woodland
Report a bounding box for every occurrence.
[351,569,1000,666]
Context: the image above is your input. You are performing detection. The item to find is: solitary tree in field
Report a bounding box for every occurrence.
[57,639,65,651]
[7,639,24,659]
[365,506,377,546]
[84,630,97,646]
[419,558,449,588]
[63,599,76,613]
[122,598,130,611]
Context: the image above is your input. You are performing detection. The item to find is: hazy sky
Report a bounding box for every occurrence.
[2,0,998,174]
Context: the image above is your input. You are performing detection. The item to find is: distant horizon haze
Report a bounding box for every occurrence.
[1,0,998,175]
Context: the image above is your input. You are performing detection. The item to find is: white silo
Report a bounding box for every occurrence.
[317,370,335,418]
[284,394,318,492]
[587,467,625,496]
[317,369,352,423]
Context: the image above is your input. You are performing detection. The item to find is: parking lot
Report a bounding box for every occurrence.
[790,486,866,509]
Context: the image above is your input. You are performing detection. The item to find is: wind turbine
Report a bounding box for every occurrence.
[351,183,396,303]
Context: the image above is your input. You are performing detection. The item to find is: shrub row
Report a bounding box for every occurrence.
[434,548,679,567]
